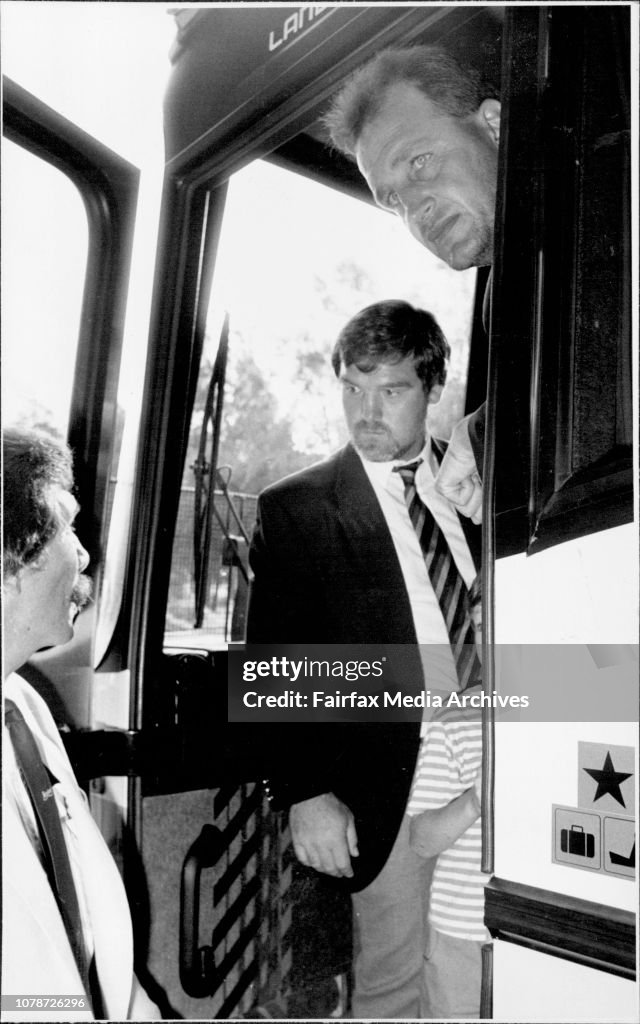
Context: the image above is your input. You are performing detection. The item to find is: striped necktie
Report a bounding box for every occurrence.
[394,460,480,690]
[4,698,93,1002]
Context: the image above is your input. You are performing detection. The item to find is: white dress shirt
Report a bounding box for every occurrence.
[3,710,97,967]
[2,673,157,1021]
[359,435,476,694]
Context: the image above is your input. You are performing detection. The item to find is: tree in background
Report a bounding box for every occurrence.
[182,347,327,500]
[217,351,324,495]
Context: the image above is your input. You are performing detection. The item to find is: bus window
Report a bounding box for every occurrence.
[1,138,88,433]
[163,158,477,649]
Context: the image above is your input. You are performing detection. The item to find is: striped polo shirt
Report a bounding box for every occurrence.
[407,685,489,942]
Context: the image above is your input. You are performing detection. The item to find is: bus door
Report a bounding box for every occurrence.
[2,68,143,891]
[484,7,637,1020]
[127,5,501,1018]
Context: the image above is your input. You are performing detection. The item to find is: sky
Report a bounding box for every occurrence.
[1,2,175,164]
[1,2,175,430]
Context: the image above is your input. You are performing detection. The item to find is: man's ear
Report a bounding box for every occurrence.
[427,384,444,405]
[478,98,501,146]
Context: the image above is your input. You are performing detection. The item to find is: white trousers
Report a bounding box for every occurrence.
[351,816,435,1019]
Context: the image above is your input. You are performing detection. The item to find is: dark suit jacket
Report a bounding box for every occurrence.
[246,442,481,891]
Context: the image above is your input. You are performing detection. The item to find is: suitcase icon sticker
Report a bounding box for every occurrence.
[560,824,595,858]
[553,806,602,871]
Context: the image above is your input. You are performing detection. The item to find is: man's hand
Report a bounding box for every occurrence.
[409,771,482,859]
[289,792,359,878]
[435,413,482,524]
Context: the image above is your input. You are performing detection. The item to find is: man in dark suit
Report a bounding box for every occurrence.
[323,43,502,522]
[247,300,480,1018]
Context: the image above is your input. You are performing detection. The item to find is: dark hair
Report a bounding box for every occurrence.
[324,44,498,158]
[332,300,449,392]
[2,427,74,577]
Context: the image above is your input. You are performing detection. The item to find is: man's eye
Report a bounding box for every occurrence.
[386,191,400,209]
[411,153,432,171]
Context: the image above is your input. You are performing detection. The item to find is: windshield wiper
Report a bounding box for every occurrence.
[192,313,230,629]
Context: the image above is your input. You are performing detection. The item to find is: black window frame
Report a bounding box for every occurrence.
[3,77,140,569]
[124,6,498,741]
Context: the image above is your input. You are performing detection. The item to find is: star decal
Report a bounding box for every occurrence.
[584,751,632,807]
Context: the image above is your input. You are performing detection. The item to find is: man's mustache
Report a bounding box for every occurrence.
[354,420,389,433]
[71,574,93,612]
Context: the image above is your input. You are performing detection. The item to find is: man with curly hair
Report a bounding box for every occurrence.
[2,426,158,1021]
